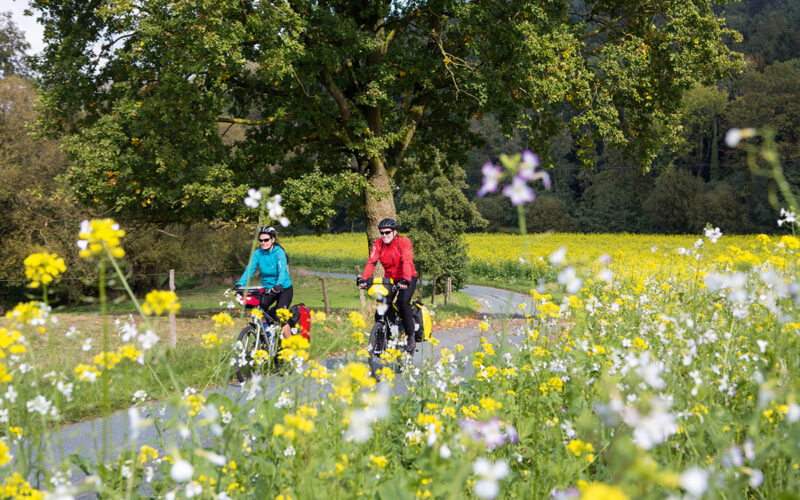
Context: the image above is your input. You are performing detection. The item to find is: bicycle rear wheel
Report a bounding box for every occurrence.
[235,325,270,382]
[368,322,388,378]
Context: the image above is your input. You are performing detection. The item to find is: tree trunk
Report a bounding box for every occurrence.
[364,155,396,250]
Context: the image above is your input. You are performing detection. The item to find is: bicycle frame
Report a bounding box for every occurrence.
[231,287,281,381]
[362,277,405,376]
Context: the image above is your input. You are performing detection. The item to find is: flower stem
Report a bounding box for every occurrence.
[99,257,110,462]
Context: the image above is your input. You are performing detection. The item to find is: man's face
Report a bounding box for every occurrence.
[380,228,395,244]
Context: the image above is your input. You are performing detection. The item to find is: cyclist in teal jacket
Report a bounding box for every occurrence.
[235,226,293,319]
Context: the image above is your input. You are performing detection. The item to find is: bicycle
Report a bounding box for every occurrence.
[360,277,408,378]
[229,286,282,382]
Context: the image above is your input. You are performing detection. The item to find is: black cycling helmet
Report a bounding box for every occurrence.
[377,218,398,230]
[259,225,277,237]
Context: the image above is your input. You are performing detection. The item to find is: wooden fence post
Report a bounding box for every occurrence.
[355,265,366,311]
[321,276,331,316]
[168,269,177,349]
[431,276,437,305]
[444,277,451,305]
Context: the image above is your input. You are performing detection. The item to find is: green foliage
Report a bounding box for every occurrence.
[726,60,800,165]
[644,167,705,234]
[0,12,29,78]
[475,196,512,232]
[573,151,655,233]
[674,84,729,178]
[282,169,367,233]
[398,150,487,290]
[31,0,743,234]
[524,196,576,233]
[723,0,800,66]
[0,75,96,307]
[692,182,752,233]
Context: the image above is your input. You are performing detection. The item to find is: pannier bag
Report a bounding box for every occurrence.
[288,303,311,340]
[411,301,432,343]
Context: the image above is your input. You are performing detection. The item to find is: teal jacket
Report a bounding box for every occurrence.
[236,245,292,290]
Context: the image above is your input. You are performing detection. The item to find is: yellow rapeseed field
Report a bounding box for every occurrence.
[284,232,777,283]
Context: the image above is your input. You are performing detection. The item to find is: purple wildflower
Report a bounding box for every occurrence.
[477,162,502,197]
[502,176,535,206]
[459,418,518,450]
[518,150,540,180]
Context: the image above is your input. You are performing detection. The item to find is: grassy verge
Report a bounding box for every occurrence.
[4,272,481,424]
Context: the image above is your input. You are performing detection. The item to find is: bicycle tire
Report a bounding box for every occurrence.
[368,322,388,378]
[235,324,268,382]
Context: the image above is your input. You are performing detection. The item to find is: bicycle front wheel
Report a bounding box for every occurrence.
[234,325,269,382]
[368,322,388,378]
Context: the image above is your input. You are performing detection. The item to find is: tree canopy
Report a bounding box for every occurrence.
[32,0,742,240]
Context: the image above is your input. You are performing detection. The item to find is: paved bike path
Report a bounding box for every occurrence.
[307,270,535,317]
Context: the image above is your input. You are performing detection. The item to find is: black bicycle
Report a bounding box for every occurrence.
[359,277,407,377]
[230,287,281,382]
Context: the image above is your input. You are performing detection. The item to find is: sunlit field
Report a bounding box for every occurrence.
[284,232,774,284]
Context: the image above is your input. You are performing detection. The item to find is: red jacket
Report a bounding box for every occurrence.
[361,235,417,282]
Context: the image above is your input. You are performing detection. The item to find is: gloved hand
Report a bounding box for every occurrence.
[397,279,410,288]
[271,284,283,294]
[232,284,243,294]
[356,278,366,287]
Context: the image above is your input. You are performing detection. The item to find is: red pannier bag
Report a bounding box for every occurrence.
[289,303,311,341]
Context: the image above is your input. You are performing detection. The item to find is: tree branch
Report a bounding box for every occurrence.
[217,116,268,125]
[319,67,352,122]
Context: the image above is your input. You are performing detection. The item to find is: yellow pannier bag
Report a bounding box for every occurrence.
[411,301,432,342]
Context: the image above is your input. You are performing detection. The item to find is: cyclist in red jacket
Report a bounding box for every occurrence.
[358,218,418,354]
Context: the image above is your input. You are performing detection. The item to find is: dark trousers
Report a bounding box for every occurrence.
[260,286,293,321]
[387,277,417,348]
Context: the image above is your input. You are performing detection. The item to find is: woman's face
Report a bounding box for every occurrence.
[258,233,275,251]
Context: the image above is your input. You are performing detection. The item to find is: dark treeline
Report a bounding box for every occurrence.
[455,0,800,235]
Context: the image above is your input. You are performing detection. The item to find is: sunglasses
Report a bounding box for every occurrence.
[380,230,393,235]
[259,238,272,243]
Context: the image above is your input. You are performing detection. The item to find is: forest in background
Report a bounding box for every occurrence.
[455,0,800,235]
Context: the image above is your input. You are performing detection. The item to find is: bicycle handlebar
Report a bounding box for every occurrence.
[228,286,277,296]
[358,277,399,292]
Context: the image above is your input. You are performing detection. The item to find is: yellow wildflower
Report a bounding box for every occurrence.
[0,439,11,466]
[580,482,629,500]
[369,455,388,468]
[276,308,292,323]
[142,290,180,316]
[23,252,66,288]
[184,393,206,416]
[77,218,126,259]
[348,311,366,329]
[201,333,223,349]
[780,235,800,251]
[138,445,159,464]
[212,312,234,328]
[479,397,502,413]
[75,363,100,382]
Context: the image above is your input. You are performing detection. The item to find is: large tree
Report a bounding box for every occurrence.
[31,0,741,243]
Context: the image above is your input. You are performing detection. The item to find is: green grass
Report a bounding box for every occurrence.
[58,272,368,313]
